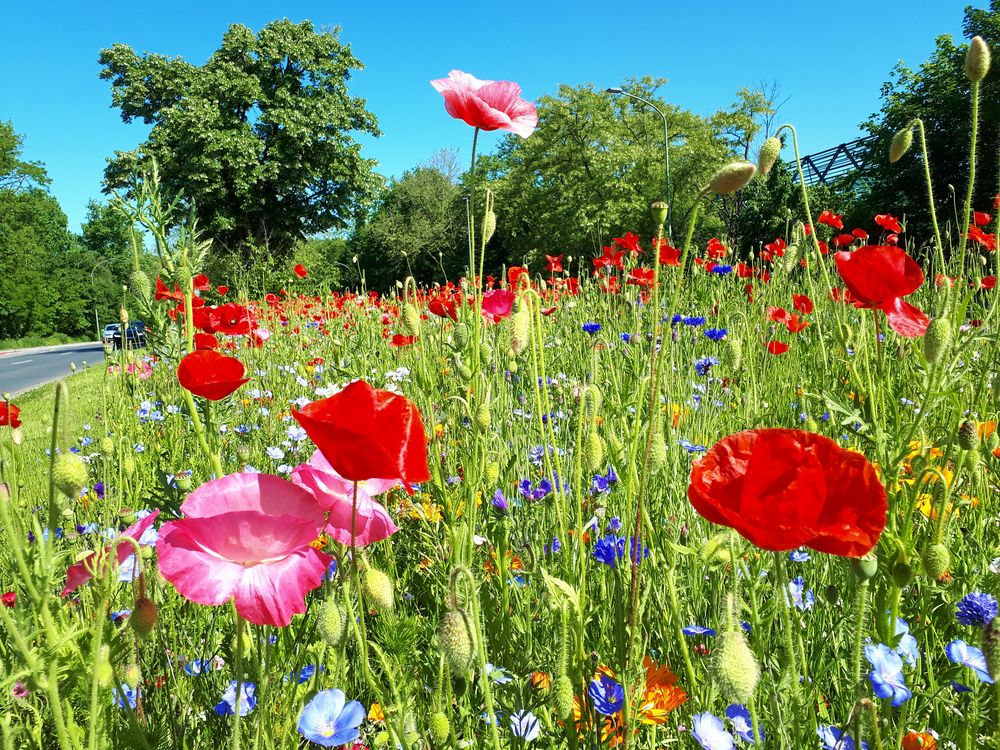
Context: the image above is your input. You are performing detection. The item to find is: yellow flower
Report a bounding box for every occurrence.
[434,423,446,439]
[368,703,385,722]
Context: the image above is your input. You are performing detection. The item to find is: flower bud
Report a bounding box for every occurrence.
[474,401,491,433]
[485,461,500,486]
[402,304,421,337]
[707,161,757,195]
[923,543,951,581]
[429,712,451,747]
[585,431,605,473]
[958,420,980,451]
[129,270,152,301]
[851,553,878,582]
[650,201,669,227]
[362,567,394,611]
[53,453,88,498]
[132,596,158,638]
[889,126,914,163]
[510,305,531,356]
[924,318,953,364]
[482,210,497,245]
[123,455,136,477]
[452,324,470,351]
[316,598,346,647]
[99,437,115,457]
[891,558,915,588]
[438,609,476,673]
[122,663,141,687]
[711,628,760,703]
[649,435,667,474]
[118,307,129,325]
[966,36,991,82]
[554,674,575,721]
[757,137,782,175]
[699,533,732,568]
[95,645,114,687]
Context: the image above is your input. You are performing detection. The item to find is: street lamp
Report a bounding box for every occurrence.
[90,258,111,342]
[606,87,674,242]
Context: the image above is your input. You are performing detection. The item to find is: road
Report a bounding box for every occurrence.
[0,342,106,396]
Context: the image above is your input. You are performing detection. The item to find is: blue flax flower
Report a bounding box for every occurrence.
[894,618,920,668]
[785,576,815,611]
[297,688,365,747]
[946,639,995,683]
[865,643,911,706]
[509,709,540,741]
[113,684,138,710]
[818,725,868,750]
[683,625,717,637]
[588,673,624,716]
[956,591,999,627]
[789,549,810,563]
[214,680,257,716]
[691,712,735,750]
[725,704,764,744]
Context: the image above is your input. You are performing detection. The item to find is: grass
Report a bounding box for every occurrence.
[0,333,94,351]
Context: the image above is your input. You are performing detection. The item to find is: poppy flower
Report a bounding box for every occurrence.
[982,276,997,289]
[545,254,564,274]
[615,231,643,256]
[63,511,160,595]
[155,277,185,303]
[656,239,681,267]
[430,70,537,138]
[766,340,789,355]
[874,214,902,233]
[217,285,229,296]
[786,315,809,333]
[974,211,992,226]
[852,228,868,241]
[594,245,625,270]
[508,266,529,288]
[390,334,416,347]
[792,294,813,314]
[834,233,855,248]
[292,450,398,546]
[294,264,308,278]
[481,289,516,323]
[194,333,219,351]
[156,474,331,627]
[0,402,21,428]
[818,210,844,230]
[688,428,887,557]
[835,245,928,337]
[428,294,458,321]
[177,350,249,401]
[211,303,255,336]
[627,267,655,288]
[292,380,430,491]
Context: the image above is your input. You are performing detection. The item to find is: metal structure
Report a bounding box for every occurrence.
[789,135,878,186]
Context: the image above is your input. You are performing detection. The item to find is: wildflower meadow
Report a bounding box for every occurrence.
[4,20,1000,750]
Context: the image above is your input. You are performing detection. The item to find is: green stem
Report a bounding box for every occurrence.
[851,580,870,704]
[772,552,799,681]
[233,615,245,750]
[666,566,698,691]
[956,80,981,280]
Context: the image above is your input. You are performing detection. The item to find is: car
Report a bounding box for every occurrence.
[112,321,148,350]
[102,324,119,344]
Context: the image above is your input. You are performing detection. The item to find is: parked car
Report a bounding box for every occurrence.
[112,321,148,350]
[102,324,119,344]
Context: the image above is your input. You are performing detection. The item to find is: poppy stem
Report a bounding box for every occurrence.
[956,80,980,283]
[912,119,946,274]
[232,613,244,750]
[771,552,800,683]
[851,579,869,711]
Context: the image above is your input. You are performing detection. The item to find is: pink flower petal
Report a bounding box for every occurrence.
[180,473,325,525]
[155,523,245,606]
[62,511,159,596]
[232,547,332,626]
[880,297,929,338]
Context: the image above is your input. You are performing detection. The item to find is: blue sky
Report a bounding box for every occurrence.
[3,1,972,232]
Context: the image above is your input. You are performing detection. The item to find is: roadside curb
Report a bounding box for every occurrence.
[0,341,102,359]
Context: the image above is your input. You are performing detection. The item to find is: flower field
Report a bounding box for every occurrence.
[3,40,1000,750]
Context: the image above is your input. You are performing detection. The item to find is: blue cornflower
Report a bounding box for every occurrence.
[865,643,911,706]
[582,322,602,334]
[694,356,719,376]
[710,264,734,275]
[704,328,728,341]
[492,490,509,514]
[785,577,815,611]
[297,688,365,747]
[670,314,683,325]
[946,639,995,683]
[621,333,633,343]
[683,625,717,637]
[608,516,622,533]
[113,683,138,710]
[509,709,540,742]
[588,673,624,716]
[725,704,763,744]
[110,609,131,624]
[683,316,707,327]
[544,537,561,554]
[288,665,323,684]
[956,592,999,627]
[691,712,735,750]
[518,479,551,501]
[593,536,621,567]
[818,725,868,750]
[789,549,811,563]
[214,680,257,716]
[591,474,610,494]
[93,481,105,499]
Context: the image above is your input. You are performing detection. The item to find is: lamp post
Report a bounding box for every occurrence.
[90,258,111,342]
[607,87,674,242]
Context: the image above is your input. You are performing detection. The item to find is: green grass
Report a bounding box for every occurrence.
[0,332,93,351]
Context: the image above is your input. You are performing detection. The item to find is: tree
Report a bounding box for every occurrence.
[99,20,382,263]
[0,121,49,192]
[854,2,1000,249]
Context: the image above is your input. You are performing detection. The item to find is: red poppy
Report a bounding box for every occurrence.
[736,262,753,278]
[211,303,255,336]
[194,333,219,351]
[1,591,15,607]
[786,314,810,333]
[217,285,230,296]
[594,245,625,271]
[430,70,537,138]
[155,277,184,302]
[706,237,728,259]
[292,379,430,490]
[0,402,21,428]
[835,245,928,337]
[688,428,886,557]
[294,264,308,278]
[627,267,656,288]
[874,214,902,233]
[601,276,621,295]
[761,238,785,263]
[428,294,458,321]
[193,274,211,292]
[792,294,813,314]
[803,223,813,236]
[834,233,855,248]
[974,211,992,226]
[391,334,416,347]
[614,232,643,257]
[767,306,790,324]
[981,276,997,289]
[818,210,844,230]
[545,255,564,274]
[852,228,869,241]
[508,266,529,288]
[766,340,789,355]
[177,351,249,401]
[968,225,997,251]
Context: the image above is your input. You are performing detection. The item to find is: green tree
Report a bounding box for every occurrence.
[0,121,49,192]
[99,20,381,263]
[854,1,1000,249]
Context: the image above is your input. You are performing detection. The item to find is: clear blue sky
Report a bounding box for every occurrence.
[3,0,972,232]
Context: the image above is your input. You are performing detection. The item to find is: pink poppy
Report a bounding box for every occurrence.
[156,474,332,627]
[62,511,160,596]
[292,450,398,546]
[481,289,516,323]
[430,70,537,138]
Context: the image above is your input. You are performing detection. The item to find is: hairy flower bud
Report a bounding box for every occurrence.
[402,304,421,337]
[482,210,497,245]
[474,401,491,434]
[316,598,346,647]
[959,420,980,451]
[923,543,951,581]
[129,269,152,301]
[362,567,394,611]
[429,712,451,747]
[118,307,129,325]
[585,431,605,473]
[966,36,991,82]
[53,453,88,498]
[452,324,470,351]
[924,318,953,364]
[485,461,500,486]
[757,137,782,175]
[132,596,158,638]
[510,305,531,356]
[707,161,757,195]
[554,674,575,721]
[889,126,914,163]
[983,617,1000,681]
[711,628,760,703]
[438,609,477,673]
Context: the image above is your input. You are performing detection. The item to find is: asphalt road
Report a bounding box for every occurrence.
[0,342,106,396]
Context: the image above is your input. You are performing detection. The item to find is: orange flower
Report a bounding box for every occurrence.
[531,671,552,691]
[638,657,687,725]
[902,731,936,750]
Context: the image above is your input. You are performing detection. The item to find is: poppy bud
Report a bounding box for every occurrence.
[479,344,490,367]
[982,617,1000,680]
[850,553,878,582]
[891,557,915,587]
[485,461,500,486]
[650,201,668,227]
[474,401,491,433]
[452,324,470,351]
[585,384,604,413]
[175,265,192,291]
[373,731,391,748]
[482,210,497,246]
[986,431,999,453]
[402,303,421,337]
[429,712,451,747]
[316,598,346,647]
[711,628,760,703]
[966,36,991,82]
[781,244,799,273]
[438,608,477,673]
[823,584,840,606]
[726,336,743,370]
[700,533,732,568]
[889,126,914,163]
[554,674,575,721]
[99,437,115,457]
[458,364,473,382]
[132,596,158,638]
[585,431,605,473]
[129,270,152,301]
[958,420,980,451]
[123,663,141,687]
[95,645,114,687]
[649,435,667,474]
[123,455,136,476]
[118,307,129,325]
[923,543,950,581]
[510,305,531,356]
[706,161,757,195]
[923,318,953,364]
[362,567,394,611]
[53,453,88,498]
[757,137,782,175]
